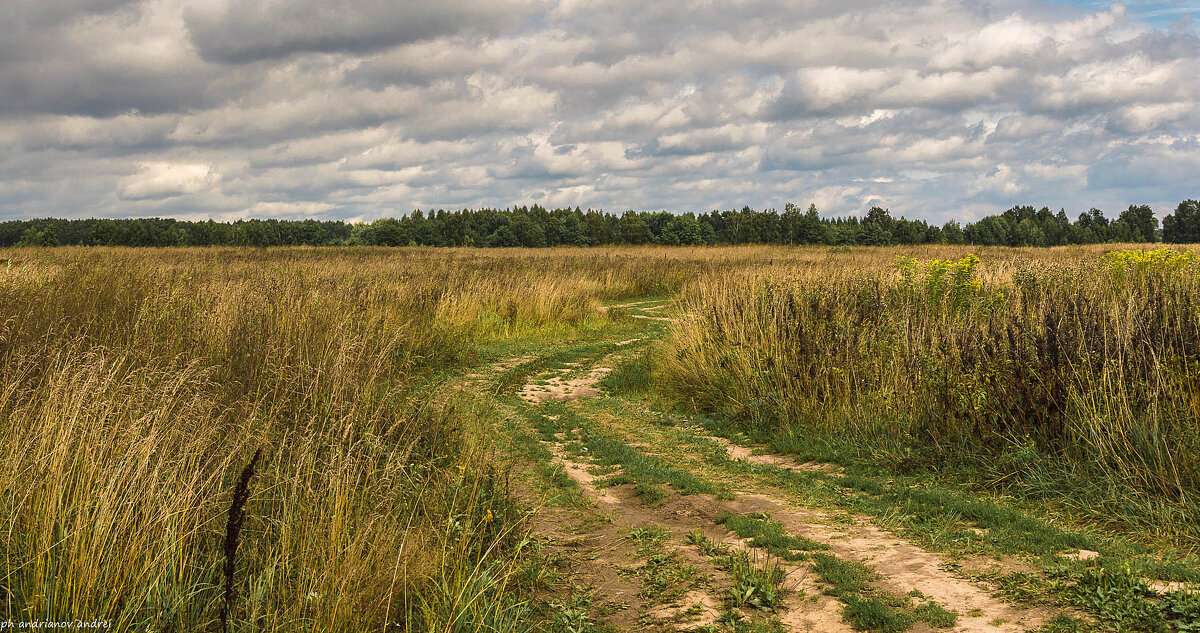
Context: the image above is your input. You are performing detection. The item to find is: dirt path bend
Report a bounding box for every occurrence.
[472,307,1068,632]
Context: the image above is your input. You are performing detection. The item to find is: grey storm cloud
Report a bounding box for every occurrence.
[183,0,549,63]
[0,0,1198,222]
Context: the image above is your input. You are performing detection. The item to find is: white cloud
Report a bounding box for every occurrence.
[119,162,220,200]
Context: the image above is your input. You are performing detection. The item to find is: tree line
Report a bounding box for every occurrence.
[4,200,1200,248]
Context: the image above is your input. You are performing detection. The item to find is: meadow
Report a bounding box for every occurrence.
[1,244,1198,632]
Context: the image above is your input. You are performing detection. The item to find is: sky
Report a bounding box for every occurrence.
[0,0,1198,224]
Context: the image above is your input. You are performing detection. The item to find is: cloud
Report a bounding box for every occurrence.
[119,162,220,200]
[1,0,1199,222]
[183,0,548,63]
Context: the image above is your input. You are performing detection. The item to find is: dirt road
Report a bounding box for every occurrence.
[464,299,1097,632]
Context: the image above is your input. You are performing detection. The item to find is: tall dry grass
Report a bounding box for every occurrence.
[0,246,703,631]
[659,244,1200,543]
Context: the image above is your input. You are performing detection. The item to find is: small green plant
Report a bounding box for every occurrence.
[912,601,957,628]
[1036,614,1084,632]
[842,595,914,633]
[621,552,699,602]
[601,353,654,395]
[633,481,667,505]
[811,553,956,631]
[1059,565,1166,632]
[627,527,671,556]
[687,530,731,557]
[1161,591,1200,632]
[549,592,599,633]
[722,550,789,612]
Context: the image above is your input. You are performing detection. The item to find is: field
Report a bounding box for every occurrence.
[2,244,1199,632]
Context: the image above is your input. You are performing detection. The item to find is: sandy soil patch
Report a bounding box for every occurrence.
[519,366,613,402]
[706,435,841,474]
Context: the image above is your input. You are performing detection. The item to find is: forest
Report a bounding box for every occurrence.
[4,199,1199,248]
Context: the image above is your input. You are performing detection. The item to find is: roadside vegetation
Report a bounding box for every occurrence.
[661,244,1200,546]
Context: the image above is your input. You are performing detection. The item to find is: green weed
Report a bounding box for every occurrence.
[721,551,790,612]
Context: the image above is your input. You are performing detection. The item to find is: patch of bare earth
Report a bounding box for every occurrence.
[1150,580,1200,593]
[528,508,650,631]
[630,314,678,322]
[599,300,667,312]
[519,366,613,402]
[598,300,681,323]
[518,352,632,403]
[707,435,840,474]
[777,505,1050,632]
[494,354,536,372]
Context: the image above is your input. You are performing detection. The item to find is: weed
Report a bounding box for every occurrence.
[1036,614,1084,632]
[221,448,262,632]
[687,530,731,557]
[659,246,1200,542]
[601,353,654,395]
[548,592,601,633]
[1059,566,1166,631]
[0,246,700,628]
[842,595,915,633]
[911,601,958,628]
[633,482,667,505]
[1162,591,1200,632]
[627,527,671,556]
[719,550,790,612]
[621,552,699,603]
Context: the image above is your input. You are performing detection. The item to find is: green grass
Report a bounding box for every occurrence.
[633,482,668,505]
[660,251,1200,548]
[687,421,1200,630]
[686,530,732,557]
[599,352,654,396]
[627,527,672,556]
[911,601,958,628]
[491,397,587,507]
[715,512,827,561]
[1035,614,1086,632]
[494,340,626,394]
[537,331,1200,632]
[1043,564,1200,632]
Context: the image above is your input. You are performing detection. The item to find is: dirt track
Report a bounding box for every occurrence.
[473,299,1068,632]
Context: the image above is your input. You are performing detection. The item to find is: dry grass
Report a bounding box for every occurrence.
[658,243,1200,544]
[0,246,706,631]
